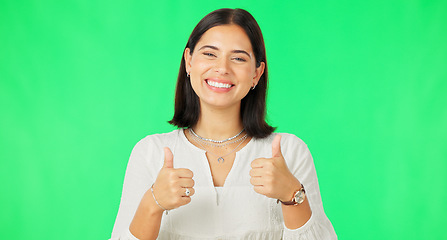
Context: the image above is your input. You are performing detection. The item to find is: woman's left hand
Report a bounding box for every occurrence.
[249,135,301,202]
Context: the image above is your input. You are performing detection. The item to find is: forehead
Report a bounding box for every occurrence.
[195,24,253,52]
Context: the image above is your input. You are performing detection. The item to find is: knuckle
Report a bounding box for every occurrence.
[249,178,255,185]
[251,160,258,168]
[254,186,264,195]
[170,187,178,195]
[168,171,176,178]
[169,181,177,189]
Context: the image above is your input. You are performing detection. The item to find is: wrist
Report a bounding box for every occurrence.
[144,190,165,216]
[278,182,306,205]
[279,178,301,202]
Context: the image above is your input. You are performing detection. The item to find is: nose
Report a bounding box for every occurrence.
[214,57,229,75]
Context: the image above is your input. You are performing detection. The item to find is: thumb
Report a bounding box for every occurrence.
[163,147,174,168]
[271,134,283,158]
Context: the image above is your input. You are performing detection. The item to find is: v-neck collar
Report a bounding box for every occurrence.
[177,129,255,188]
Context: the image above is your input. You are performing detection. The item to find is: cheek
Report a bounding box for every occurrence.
[236,67,255,83]
[189,75,202,91]
[191,58,212,73]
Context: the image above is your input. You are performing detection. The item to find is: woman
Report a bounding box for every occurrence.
[111,8,336,240]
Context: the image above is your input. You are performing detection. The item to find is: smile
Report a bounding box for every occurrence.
[206,80,233,89]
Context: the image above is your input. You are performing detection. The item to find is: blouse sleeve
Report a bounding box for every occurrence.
[280,133,337,240]
[109,136,164,240]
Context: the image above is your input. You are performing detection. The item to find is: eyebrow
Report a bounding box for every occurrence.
[198,45,251,58]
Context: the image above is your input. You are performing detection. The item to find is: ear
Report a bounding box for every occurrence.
[252,62,265,86]
[184,48,192,73]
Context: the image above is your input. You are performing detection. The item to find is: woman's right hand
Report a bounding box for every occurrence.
[151,147,195,211]
[130,147,194,239]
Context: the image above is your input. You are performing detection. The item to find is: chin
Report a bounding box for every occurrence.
[200,98,241,109]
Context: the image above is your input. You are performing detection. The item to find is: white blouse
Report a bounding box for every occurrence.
[110,130,337,240]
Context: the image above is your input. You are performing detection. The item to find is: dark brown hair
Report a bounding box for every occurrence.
[168,8,275,138]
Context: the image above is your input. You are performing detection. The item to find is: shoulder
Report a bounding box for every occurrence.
[254,132,308,149]
[131,129,182,156]
[135,129,181,147]
[277,133,309,153]
[274,133,314,175]
[277,132,307,146]
[128,129,183,170]
[251,132,310,157]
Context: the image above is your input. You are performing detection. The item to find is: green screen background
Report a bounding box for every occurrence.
[1,0,446,239]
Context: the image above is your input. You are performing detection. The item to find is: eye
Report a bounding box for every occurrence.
[233,57,247,62]
[203,52,216,57]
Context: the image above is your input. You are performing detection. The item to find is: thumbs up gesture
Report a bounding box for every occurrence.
[152,147,195,210]
[249,135,301,202]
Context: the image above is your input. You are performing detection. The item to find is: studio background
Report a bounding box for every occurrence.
[1,0,446,239]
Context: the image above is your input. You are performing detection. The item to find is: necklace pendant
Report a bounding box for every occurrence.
[217,157,224,163]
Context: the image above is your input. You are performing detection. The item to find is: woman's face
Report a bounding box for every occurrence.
[184,24,265,110]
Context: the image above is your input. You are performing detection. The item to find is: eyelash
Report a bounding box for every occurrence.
[233,57,246,62]
[203,52,216,57]
[202,52,247,62]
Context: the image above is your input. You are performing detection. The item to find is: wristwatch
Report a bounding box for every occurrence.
[277,184,306,205]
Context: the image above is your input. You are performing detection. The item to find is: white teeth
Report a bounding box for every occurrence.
[207,80,232,89]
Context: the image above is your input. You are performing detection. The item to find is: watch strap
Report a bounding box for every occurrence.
[277,184,305,205]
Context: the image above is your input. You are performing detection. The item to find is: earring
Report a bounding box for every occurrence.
[187,72,190,78]
[252,85,256,90]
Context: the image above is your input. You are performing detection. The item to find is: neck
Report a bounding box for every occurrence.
[193,102,243,140]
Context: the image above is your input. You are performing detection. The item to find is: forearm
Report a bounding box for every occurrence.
[129,191,164,240]
[276,174,312,229]
[281,197,312,229]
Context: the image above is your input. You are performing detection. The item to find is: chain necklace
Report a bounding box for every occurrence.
[189,128,244,144]
[192,134,248,163]
[190,132,248,148]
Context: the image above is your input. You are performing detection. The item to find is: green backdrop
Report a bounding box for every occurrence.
[1,0,446,239]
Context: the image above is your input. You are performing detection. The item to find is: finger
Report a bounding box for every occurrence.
[163,147,174,168]
[180,196,192,205]
[176,168,194,178]
[249,168,264,177]
[250,176,263,186]
[251,158,269,168]
[272,134,282,158]
[253,185,266,195]
[178,178,195,188]
[180,187,195,197]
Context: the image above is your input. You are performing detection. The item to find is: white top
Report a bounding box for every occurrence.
[110,130,337,240]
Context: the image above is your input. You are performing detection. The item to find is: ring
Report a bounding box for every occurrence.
[185,188,190,197]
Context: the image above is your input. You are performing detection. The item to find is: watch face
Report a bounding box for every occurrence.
[294,190,305,204]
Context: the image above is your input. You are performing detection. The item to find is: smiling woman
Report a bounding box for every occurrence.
[110,8,336,240]
[184,24,264,111]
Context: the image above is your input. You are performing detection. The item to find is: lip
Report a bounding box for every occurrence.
[206,78,234,85]
[204,78,235,92]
